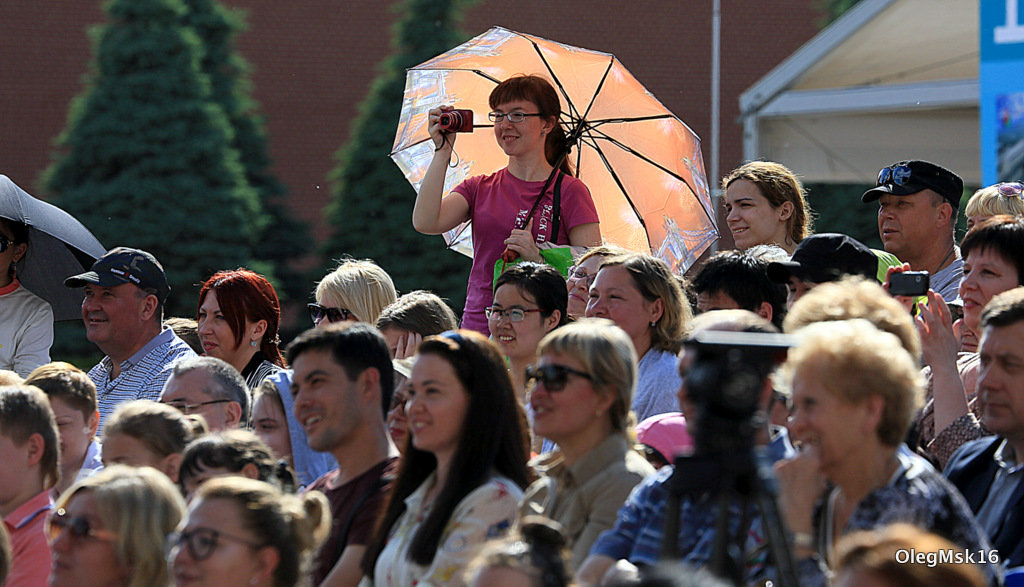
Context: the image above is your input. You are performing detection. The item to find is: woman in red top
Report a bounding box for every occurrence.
[412,75,602,335]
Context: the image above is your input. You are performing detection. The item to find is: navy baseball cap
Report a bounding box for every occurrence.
[767,234,878,285]
[862,160,964,208]
[65,247,170,302]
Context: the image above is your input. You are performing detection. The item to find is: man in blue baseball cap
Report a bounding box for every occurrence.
[863,160,964,302]
[65,247,196,430]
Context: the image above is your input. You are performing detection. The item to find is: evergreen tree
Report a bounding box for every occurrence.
[323,0,475,312]
[180,0,313,306]
[43,0,267,319]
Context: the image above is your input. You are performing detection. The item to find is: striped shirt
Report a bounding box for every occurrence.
[88,327,197,433]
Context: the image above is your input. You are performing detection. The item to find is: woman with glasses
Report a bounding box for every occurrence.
[0,217,53,376]
[361,330,530,586]
[48,465,186,587]
[412,75,602,335]
[566,245,630,320]
[586,254,691,422]
[102,399,207,483]
[964,181,1024,231]
[520,319,655,568]
[917,215,1024,466]
[197,269,285,389]
[489,262,568,404]
[310,258,397,328]
[721,160,812,254]
[170,476,330,587]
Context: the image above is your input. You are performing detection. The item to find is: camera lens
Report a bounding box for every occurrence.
[439,111,461,130]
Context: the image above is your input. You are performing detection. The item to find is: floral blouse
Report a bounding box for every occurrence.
[367,473,522,587]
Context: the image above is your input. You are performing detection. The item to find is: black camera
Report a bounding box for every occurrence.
[889,271,930,297]
[438,109,474,133]
[683,330,793,455]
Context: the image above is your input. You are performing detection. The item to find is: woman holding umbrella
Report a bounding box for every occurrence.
[0,218,52,376]
[412,74,602,335]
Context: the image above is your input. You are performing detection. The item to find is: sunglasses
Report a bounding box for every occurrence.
[526,363,592,392]
[997,182,1024,197]
[47,508,118,543]
[876,164,913,186]
[308,303,354,324]
[168,527,262,561]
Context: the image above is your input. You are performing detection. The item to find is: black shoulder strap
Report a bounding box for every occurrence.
[550,171,564,240]
[331,474,388,565]
[518,167,561,230]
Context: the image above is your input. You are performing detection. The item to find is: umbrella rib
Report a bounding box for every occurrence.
[587,140,653,252]
[578,126,718,231]
[578,57,615,122]
[525,37,583,124]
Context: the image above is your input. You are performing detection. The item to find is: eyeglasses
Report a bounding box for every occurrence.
[876,164,913,186]
[567,264,596,288]
[997,182,1024,197]
[168,527,262,561]
[488,111,543,123]
[526,363,592,392]
[0,235,9,253]
[308,303,354,324]
[46,508,118,543]
[485,307,543,322]
[161,398,231,415]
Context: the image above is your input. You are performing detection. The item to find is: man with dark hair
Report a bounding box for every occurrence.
[159,356,248,431]
[766,233,881,308]
[862,160,964,302]
[0,385,60,586]
[691,250,786,329]
[944,286,1024,567]
[65,247,196,431]
[289,323,398,586]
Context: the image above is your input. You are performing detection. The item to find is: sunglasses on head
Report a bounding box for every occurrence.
[47,508,118,543]
[168,527,262,561]
[997,182,1024,198]
[525,363,592,392]
[308,302,354,324]
[876,164,914,186]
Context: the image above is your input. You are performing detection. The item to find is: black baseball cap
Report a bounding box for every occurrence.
[65,247,170,302]
[862,160,964,208]
[767,234,878,285]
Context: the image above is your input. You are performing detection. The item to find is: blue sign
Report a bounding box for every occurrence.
[981,0,1024,184]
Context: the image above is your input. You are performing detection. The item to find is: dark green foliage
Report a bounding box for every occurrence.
[181,0,313,307]
[817,0,864,27]
[43,0,267,323]
[804,182,882,248]
[322,0,475,313]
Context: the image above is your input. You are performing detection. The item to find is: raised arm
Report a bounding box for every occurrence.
[411,106,471,235]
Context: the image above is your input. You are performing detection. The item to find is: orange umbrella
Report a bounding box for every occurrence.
[391,26,718,274]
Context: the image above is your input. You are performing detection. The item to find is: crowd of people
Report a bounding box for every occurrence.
[1,73,1022,586]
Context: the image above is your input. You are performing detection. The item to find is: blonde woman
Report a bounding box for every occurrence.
[48,465,186,587]
[964,181,1024,230]
[310,258,398,327]
[520,318,654,567]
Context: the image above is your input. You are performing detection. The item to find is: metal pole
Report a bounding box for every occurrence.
[710,0,722,252]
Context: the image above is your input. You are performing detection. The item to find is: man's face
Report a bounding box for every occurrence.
[291,349,365,454]
[977,322,1024,444]
[160,370,238,431]
[877,191,947,262]
[81,283,150,350]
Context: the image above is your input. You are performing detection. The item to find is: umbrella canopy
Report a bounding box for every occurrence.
[391,26,718,274]
[0,175,106,321]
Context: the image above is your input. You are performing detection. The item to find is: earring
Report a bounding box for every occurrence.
[250,340,258,348]
[649,321,657,327]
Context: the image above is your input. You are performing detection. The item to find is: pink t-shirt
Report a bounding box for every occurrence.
[452,168,599,334]
[3,489,53,587]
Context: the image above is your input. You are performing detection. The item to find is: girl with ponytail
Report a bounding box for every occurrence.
[412,75,602,335]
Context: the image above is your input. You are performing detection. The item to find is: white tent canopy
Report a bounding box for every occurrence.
[740,0,980,184]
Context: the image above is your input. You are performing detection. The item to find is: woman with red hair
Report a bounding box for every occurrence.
[197,269,286,388]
